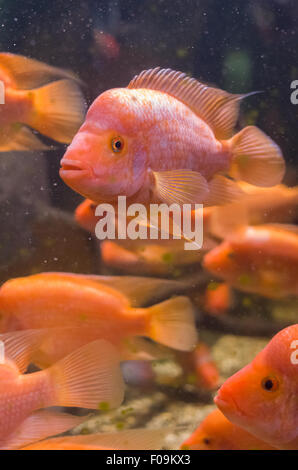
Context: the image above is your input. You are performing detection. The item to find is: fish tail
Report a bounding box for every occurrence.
[27,79,86,144]
[147,296,198,351]
[228,125,285,187]
[47,339,124,410]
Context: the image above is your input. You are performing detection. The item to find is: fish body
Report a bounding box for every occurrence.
[215,325,298,449]
[0,335,124,445]
[22,427,168,450]
[60,68,284,206]
[204,282,233,316]
[178,343,219,390]
[181,409,275,450]
[203,225,298,298]
[0,272,197,367]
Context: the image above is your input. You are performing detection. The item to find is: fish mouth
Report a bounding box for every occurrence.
[60,159,91,178]
[214,393,246,419]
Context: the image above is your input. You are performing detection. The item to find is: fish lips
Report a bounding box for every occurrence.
[60,158,91,179]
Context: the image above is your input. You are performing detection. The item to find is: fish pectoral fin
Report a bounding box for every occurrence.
[0,52,82,89]
[49,339,124,410]
[204,174,244,206]
[0,329,47,373]
[229,125,285,187]
[3,410,84,450]
[28,79,86,144]
[152,169,209,205]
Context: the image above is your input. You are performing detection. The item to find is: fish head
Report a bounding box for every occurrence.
[60,88,150,202]
[203,240,243,280]
[181,410,235,450]
[215,325,298,447]
[75,199,98,232]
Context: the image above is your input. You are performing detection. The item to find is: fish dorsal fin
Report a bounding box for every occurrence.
[128,67,243,140]
[0,329,46,373]
[38,272,191,307]
[260,223,298,235]
[86,275,191,307]
[0,52,82,89]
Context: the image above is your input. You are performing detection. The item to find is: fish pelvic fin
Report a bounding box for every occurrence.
[147,296,198,351]
[228,126,285,187]
[2,410,84,450]
[48,339,124,410]
[28,79,86,144]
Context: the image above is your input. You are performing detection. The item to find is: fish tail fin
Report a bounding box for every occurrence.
[48,339,124,410]
[147,296,198,351]
[228,125,285,187]
[28,79,86,143]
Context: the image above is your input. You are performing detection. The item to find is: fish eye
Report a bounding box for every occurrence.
[261,376,279,392]
[111,136,124,153]
[202,437,211,445]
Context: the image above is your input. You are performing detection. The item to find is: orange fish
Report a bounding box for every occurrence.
[231,183,298,225]
[60,67,285,205]
[0,52,85,150]
[180,409,275,450]
[75,198,98,232]
[203,225,298,299]
[178,342,219,391]
[22,427,168,450]
[100,239,206,276]
[0,272,197,367]
[0,333,124,446]
[215,324,298,449]
[204,282,233,316]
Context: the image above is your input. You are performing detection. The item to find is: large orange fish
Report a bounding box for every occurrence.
[0,272,197,367]
[215,325,298,449]
[22,427,168,450]
[0,52,85,150]
[180,409,275,450]
[203,225,298,299]
[60,67,285,205]
[0,333,124,446]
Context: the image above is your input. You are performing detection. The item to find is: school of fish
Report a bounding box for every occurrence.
[1,52,297,450]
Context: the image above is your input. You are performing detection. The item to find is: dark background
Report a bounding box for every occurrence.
[1,0,297,209]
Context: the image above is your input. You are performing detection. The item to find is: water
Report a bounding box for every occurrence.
[0,0,297,450]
